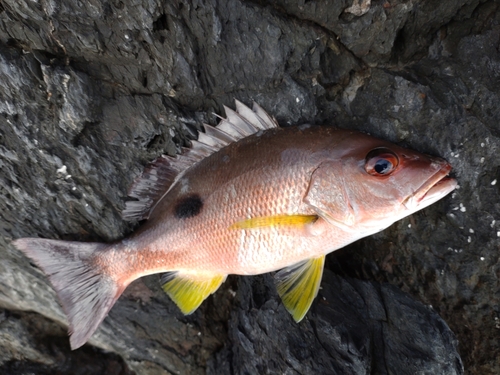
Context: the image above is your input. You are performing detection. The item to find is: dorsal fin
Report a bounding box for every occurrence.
[122,100,279,221]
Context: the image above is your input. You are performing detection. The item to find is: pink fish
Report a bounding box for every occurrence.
[13,101,457,349]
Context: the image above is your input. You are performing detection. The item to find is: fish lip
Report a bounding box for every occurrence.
[403,162,457,210]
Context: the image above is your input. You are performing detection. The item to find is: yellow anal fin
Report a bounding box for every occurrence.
[275,255,326,322]
[231,214,318,229]
[161,272,227,314]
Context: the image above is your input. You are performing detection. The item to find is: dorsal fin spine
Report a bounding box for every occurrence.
[235,99,268,130]
[204,124,237,143]
[190,140,217,155]
[253,102,279,129]
[123,101,279,221]
[222,105,258,134]
[197,131,226,148]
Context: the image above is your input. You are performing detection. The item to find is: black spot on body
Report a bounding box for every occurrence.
[174,194,203,219]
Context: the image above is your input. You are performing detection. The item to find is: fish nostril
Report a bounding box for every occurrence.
[401,154,420,161]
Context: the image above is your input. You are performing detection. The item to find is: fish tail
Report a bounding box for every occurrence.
[12,238,124,350]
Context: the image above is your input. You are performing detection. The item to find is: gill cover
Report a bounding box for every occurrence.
[304,161,356,228]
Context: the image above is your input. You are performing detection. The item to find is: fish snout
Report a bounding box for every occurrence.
[402,156,456,211]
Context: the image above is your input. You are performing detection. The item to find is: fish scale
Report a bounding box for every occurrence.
[140,150,315,273]
[13,101,457,349]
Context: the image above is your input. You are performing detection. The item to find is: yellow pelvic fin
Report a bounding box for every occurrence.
[231,214,318,230]
[161,272,227,314]
[275,255,326,322]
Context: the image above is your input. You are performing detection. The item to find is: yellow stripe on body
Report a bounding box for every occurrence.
[231,214,318,230]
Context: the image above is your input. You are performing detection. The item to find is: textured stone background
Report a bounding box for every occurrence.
[0,0,499,374]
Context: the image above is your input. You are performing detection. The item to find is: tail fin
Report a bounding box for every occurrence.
[12,238,124,350]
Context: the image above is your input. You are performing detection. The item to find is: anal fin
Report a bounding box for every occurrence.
[161,272,227,314]
[275,255,325,322]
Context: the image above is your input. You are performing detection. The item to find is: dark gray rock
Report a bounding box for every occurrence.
[0,0,498,374]
[208,271,462,375]
[0,309,132,375]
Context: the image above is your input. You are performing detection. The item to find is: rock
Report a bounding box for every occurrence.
[208,271,462,375]
[0,0,498,374]
[0,308,132,375]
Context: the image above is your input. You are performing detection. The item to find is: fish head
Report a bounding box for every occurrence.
[306,131,457,233]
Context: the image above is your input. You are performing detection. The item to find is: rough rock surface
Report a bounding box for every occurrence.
[0,0,498,374]
[208,271,462,375]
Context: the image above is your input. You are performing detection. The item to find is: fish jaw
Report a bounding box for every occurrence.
[402,161,457,215]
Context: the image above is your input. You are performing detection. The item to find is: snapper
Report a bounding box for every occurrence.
[13,101,457,349]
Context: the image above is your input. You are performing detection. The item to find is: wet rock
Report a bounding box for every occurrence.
[1,0,499,374]
[0,309,132,375]
[208,271,462,375]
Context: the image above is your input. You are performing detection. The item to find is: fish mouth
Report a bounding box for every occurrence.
[403,162,457,211]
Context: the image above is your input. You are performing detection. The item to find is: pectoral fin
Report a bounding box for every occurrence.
[161,272,227,314]
[275,255,326,322]
[231,214,318,229]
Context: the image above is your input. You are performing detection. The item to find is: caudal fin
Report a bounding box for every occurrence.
[12,238,124,349]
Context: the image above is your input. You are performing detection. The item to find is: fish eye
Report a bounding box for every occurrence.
[365,148,399,176]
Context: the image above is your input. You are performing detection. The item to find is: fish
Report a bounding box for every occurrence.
[12,100,457,350]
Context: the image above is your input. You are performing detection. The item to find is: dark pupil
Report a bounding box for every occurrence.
[374,159,392,174]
